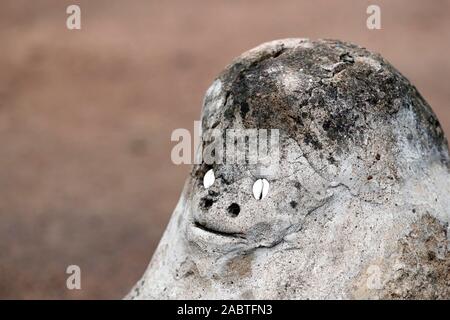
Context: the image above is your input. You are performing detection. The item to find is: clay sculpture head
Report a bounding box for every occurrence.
[128,39,450,299]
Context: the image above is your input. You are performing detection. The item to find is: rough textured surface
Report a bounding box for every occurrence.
[128,39,450,299]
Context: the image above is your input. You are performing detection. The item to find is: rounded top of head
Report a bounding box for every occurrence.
[201,38,448,167]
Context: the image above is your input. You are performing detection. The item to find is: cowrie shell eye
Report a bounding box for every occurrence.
[253,178,269,200]
[203,169,215,188]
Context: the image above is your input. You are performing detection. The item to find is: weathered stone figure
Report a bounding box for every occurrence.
[128,39,450,299]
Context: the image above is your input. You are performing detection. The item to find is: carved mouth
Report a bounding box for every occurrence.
[194,221,247,240]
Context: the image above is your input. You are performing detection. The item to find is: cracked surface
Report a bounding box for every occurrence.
[127,39,450,299]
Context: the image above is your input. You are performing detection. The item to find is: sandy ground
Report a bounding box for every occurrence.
[0,0,449,299]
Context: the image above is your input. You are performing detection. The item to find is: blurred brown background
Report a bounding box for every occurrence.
[0,0,449,299]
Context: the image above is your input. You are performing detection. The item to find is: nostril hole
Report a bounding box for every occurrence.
[200,197,214,210]
[227,203,240,217]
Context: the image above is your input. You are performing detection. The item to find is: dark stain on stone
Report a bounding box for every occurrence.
[208,190,219,197]
[327,155,336,164]
[240,101,250,119]
[340,52,355,64]
[304,132,322,150]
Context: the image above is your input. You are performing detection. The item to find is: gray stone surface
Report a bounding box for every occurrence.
[128,39,450,299]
